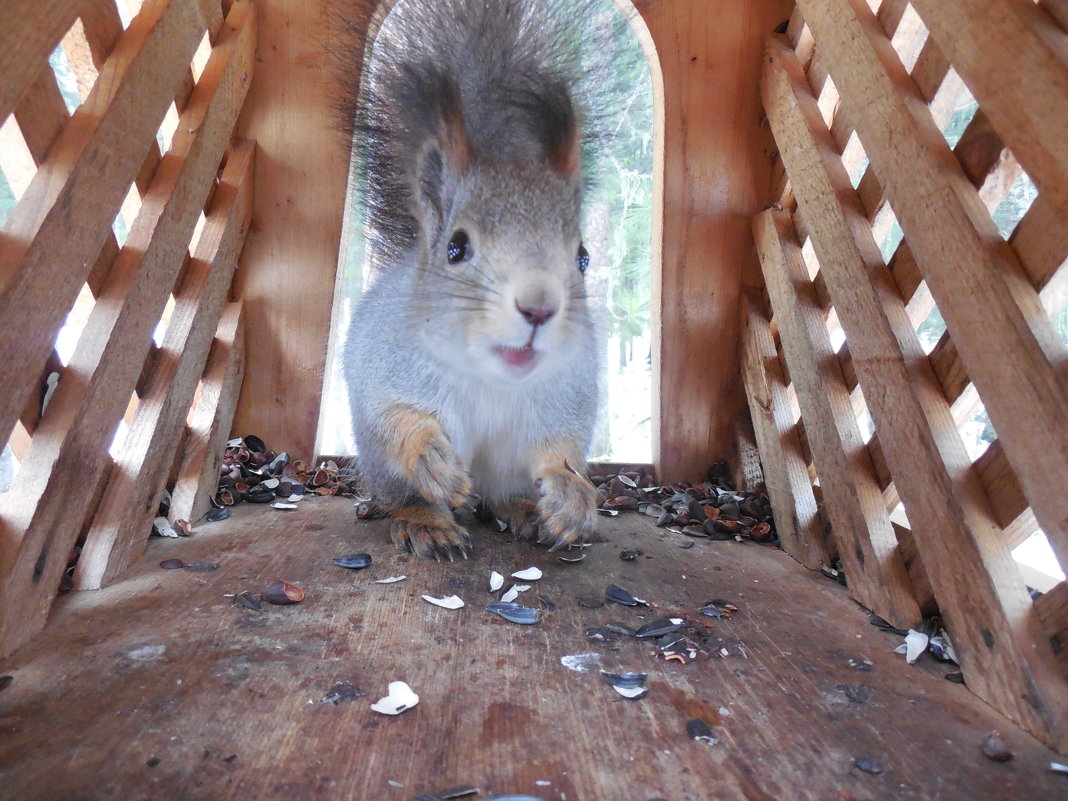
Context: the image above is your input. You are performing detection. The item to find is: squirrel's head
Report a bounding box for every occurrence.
[407,85,593,384]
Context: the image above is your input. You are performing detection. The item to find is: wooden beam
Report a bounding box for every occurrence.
[753,209,920,628]
[0,0,212,451]
[740,292,829,569]
[231,0,351,459]
[634,0,792,482]
[76,141,255,590]
[911,0,1068,226]
[169,304,246,527]
[797,0,1068,579]
[0,2,253,659]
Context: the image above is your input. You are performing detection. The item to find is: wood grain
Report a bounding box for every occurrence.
[797,0,1068,585]
[230,0,349,459]
[0,2,253,659]
[753,210,920,630]
[0,0,84,123]
[0,500,1065,798]
[740,293,829,569]
[76,140,255,590]
[169,303,246,527]
[911,0,1068,225]
[634,0,793,482]
[0,0,211,451]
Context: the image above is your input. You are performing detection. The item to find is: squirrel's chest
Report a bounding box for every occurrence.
[439,385,542,496]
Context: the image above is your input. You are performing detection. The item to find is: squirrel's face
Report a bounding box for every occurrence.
[415,163,591,384]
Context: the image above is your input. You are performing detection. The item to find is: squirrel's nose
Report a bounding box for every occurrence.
[516,299,556,327]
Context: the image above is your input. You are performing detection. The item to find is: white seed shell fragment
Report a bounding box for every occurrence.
[560,653,603,673]
[511,567,543,581]
[895,629,930,664]
[422,594,465,610]
[612,685,648,699]
[370,681,419,715]
[500,584,531,603]
[376,575,408,584]
[271,502,299,510]
[489,571,505,592]
[152,517,178,538]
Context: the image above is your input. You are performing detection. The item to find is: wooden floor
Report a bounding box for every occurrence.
[0,497,1064,801]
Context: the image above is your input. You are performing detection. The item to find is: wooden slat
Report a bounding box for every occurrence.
[753,209,920,628]
[0,0,84,123]
[1035,581,1068,655]
[0,2,253,660]
[1013,193,1068,317]
[799,0,1068,579]
[740,293,829,569]
[0,0,212,451]
[911,0,1068,225]
[168,303,245,526]
[787,0,1068,748]
[731,411,764,494]
[1041,0,1068,31]
[76,142,254,590]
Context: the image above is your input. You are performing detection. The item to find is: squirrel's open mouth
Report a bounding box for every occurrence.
[493,344,538,374]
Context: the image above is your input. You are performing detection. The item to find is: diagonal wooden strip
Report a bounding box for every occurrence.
[1012,194,1068,317]
[168,304,246,528]
[911,0,1068,224]
[1041,0,1068,31]
[0,2,254,660]
[0,0,212,451]
[797,0,1068,578]
[767,23,1068,748]
[0,0,84,123]
[754,209,920,629]
[740,292,829,570]
[76,141,254,590]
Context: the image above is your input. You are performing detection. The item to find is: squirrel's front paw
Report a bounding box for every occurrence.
[535,466,597,551]
[390,506,472,561]
[383,405,472,508]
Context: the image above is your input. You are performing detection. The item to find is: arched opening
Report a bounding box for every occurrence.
[316,0,663,467]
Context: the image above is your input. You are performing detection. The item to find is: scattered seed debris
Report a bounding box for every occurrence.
[270,502,299,511]
[205,507,230,523]
[422,594,464,610]
[333,553,372,569]
[183,561,219,572]
[511,567,543,581]
[1051,762,1068,774]
[146,756,160,768]
[232,591,261,612]
[371,681,419,715]
[263,580,304,605]
[848,657,874,672]
[686,718,719,744]
[560,653,603,673]
[487,602,540,625]
[488,571,505,592]
[605,584,647,606]
[318,681,362,705]
[159,558,185,570]
[558,553,586,563]
[620,549,643,561]
[981,732,1013,762]
[944,671,965,684]
[376,575,408,584]
[500,584,530,603]
[853,758,885,775]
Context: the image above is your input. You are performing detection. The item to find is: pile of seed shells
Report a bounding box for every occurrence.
[590,462,777,544]
[211,435,362,521]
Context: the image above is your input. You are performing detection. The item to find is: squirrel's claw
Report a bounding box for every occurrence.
[388,506,473,560]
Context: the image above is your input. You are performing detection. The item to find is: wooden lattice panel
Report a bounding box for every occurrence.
[0,0,255,658]
[746,0,1068,750]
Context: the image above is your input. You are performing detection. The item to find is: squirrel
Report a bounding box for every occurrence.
[335,0,607,560]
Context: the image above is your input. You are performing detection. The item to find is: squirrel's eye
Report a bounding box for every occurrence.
[447,230,472,264]
[576,243,590,274]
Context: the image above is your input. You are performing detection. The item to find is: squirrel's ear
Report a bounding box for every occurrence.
[543,92,581,179]
[413,84,471,239]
